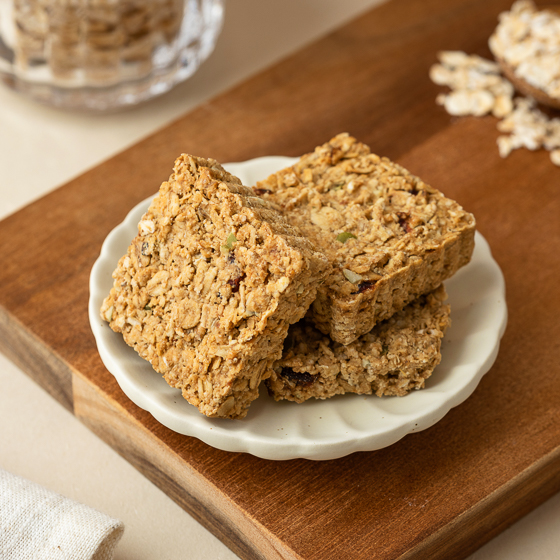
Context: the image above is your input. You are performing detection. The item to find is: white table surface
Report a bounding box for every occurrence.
[1,1,560,558]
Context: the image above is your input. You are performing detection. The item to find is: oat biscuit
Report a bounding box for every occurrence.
[101,155,330,419]
[255,133,475,345]
[267,285,450,403]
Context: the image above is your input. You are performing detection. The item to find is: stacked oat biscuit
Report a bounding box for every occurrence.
[101,135,475,418]
[268,285,451,403]
[257,134,474,404]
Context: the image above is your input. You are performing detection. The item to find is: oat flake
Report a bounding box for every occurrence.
[431,40,560,166]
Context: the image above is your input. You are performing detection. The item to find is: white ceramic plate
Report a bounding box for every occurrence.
[89,156,507,461]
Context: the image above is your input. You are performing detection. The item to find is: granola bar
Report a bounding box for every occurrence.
[101,155,330,419]
[255,133,475,345]
[267,285,450,402]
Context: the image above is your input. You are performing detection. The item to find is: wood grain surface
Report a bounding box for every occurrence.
[2,0,560,558]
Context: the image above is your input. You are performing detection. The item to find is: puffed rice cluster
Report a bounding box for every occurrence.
[430,49,560,166]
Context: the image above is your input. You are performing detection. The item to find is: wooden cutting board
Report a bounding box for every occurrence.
[2,0,560,558]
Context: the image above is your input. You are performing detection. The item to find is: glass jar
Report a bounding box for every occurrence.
[0,0,224,110]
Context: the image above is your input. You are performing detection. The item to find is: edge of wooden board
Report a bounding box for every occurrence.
[3,299,560,560]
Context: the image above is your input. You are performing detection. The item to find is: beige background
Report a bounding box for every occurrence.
[1,1,560,558]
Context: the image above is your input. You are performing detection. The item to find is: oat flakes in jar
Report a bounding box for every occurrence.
[0,0,224,110]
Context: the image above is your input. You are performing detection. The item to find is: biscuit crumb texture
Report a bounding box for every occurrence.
[101,155,330,419]
[256,133,474,345]
[267,285,450,402]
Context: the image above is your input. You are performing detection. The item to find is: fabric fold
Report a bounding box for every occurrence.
[0,468,124,560]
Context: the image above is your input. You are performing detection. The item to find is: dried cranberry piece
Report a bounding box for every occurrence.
[253,188,272,196]
[396,211,412,233]
[279,367,316,385]
[357,281,377,293]
[227,273,246,293]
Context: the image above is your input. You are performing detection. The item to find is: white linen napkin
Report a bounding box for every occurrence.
[0,468,124,560]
